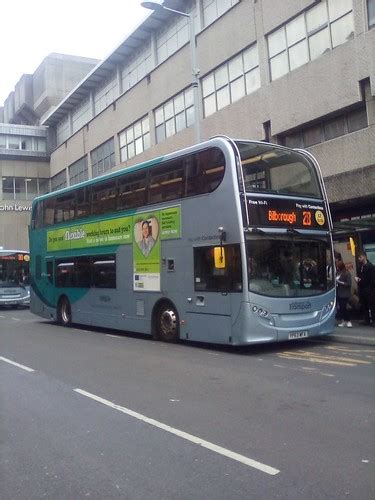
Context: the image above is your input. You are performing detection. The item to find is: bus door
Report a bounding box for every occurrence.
[185,245,243,343]
[89,255,119,329]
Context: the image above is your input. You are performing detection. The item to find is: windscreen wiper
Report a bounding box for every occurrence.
[253,227,266,234]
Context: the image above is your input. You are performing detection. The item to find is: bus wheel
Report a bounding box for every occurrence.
[57,297,72,327]
[156,303,179,342]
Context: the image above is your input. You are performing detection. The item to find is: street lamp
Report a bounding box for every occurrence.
[141,0,202,143]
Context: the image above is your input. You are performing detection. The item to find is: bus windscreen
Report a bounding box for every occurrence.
[246,235,334,297]
[236,142,321,199]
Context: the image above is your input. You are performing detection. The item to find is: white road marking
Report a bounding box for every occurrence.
[0,356,34,372]
[11,317,20,321]
[0,314,5,318]
[106,334,123,339]
[74,388,280,476]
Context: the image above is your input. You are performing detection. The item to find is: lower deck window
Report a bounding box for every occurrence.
[194,244,242,292]
[55,254,116,289]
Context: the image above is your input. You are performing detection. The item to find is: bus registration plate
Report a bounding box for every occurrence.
[288,330,308,340]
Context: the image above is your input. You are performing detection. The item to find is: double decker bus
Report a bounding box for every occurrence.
[0,249,31,308]
[29,137,335,344]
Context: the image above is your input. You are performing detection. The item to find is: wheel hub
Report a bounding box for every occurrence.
[160,309,177,336]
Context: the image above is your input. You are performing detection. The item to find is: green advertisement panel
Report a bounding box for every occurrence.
[133,212,161,291]
[46,206,181,292]
[47,216,133,251]
[133,206,181,292]
[160,206,181,240]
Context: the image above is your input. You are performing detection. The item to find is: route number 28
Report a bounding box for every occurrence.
[303,211,312,226]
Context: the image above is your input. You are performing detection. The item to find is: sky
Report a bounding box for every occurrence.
[0,0,151,106]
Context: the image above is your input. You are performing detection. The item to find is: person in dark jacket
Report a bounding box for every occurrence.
[355,251,375,325]
[336,260,352,328]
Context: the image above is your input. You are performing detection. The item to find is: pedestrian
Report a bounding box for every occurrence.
[336,260,352,328]
[355,251,375,325]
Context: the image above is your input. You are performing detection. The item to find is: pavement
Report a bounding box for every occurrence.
[328,320,375,345]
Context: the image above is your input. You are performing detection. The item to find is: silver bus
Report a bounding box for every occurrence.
[29,137,335,344]
[0,249,31,308]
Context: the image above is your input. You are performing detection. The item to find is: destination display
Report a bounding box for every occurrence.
[247,197,328,230]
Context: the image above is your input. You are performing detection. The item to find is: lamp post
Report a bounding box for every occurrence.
[141,1,201,143]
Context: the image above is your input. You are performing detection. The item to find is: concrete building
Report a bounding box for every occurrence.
[0,54,98,249]
[1,0,375,251]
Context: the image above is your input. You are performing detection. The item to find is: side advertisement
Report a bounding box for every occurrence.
[132,206,181,291]
[47,206,181,291]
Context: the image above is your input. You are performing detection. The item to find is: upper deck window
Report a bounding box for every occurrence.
[32,147,225,228]
[236,142,321,198]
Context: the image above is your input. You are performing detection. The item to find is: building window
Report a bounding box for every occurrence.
[0,134,47,152]
[283,106,368,148]
[38,179,50,195]
[1,177,49,200]
[91,138,116,178]
[72,98,91,134]
[202,45,260,118]
[94,75,118,115]
[121,44,152,92]
[14,178,26,199]
[2,177,15,200]
[155,88,194,143]
[202,0,239,27]
[119,116,150,163]
[35,138,47,152]
[368,0,375,28]
[56,116,70,146]
[69,156,88,186]
[268,0,354,81]
[25,178,38,200]
[20,137,33,150]
[155,1,197,65]
[51,170,67,192]
[8,137,20,150]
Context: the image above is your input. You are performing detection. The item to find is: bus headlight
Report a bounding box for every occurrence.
[320,300,335,320]
[251,304,270,319]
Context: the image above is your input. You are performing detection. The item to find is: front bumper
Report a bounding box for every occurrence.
[0,295,30,306]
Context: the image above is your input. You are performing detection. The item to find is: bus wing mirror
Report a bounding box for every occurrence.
[214,247,226,269]
[349,237,356,256]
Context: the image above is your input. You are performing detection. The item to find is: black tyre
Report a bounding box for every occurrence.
[155,303,179,342]
[57,297,72,326]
